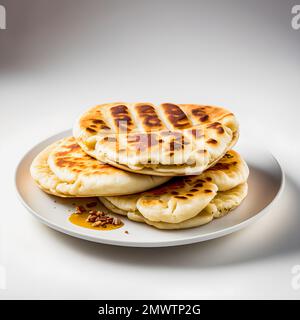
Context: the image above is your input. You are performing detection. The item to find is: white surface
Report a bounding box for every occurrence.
[1,0,300,299]
[16,130,284,247]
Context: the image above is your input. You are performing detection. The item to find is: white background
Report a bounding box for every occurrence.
[0,0,300,299]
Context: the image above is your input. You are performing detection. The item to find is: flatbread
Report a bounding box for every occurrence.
[99,150,249,224]
[128,183,248,229]
[30,137,170,197]
[73,102,239,176]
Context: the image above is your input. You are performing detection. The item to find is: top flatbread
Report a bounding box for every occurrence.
[73,102,239,176]
[30,137,170,197]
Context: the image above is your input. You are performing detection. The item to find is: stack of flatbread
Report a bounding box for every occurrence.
[31,102,249,230]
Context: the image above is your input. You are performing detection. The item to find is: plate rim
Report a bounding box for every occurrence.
[14,130,286,247]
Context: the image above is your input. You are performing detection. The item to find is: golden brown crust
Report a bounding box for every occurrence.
[74,102,239,175]
[78,103,234,134]
[52,137,118,176]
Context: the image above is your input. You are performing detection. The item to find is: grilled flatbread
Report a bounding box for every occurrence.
[128,183,248,229]
[99,150,249,224]
[73,102,239,176]
[30,137,170,197]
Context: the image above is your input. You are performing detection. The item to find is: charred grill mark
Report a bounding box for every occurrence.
[191,108,209,122]
[224,153,234,159]
[208,163,231,171]
[206,138,218,144]
[162,103,191,129]
[86,127,97,133]
[92,119,104,124]
[111,105,128,115]
[200,114,209,122]
[194,183,204,188]
[81,108,110,132]
[111,105,133,131]
[135,104,163,130]
[207,122,225,134]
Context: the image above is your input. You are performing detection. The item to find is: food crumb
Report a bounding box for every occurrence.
[75,205,87,214]
[125,230,129,234]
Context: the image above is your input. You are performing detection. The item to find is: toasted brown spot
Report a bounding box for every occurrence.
[135,104,163,130]
[162,103,191,129]
[92,119,104,124]
[111,104,128,115]
[204,189,212,193]
[186,193,193,197]
[111,105,133,131]
[56,158,77,168]
[103,137,116,142]
[200,115,209,122]
[205,177,212,181]
[194,183,203,188]
[192,108,206,116]
[174,196,188,199]
[207,122,225,134]
[55,143,81,156]
[207,122,221,128]
[171,191,179,195]
[224,153,234,159]
[190,188,198,192]
[208,163,231,171]
[206,138,218,144]
[86,127,97,133]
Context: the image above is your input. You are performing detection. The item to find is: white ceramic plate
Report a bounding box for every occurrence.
[15,130,284,247]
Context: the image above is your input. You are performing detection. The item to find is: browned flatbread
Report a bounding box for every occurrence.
[73,103,239,176]
[100,150,249,224]
[30,137,170,197]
